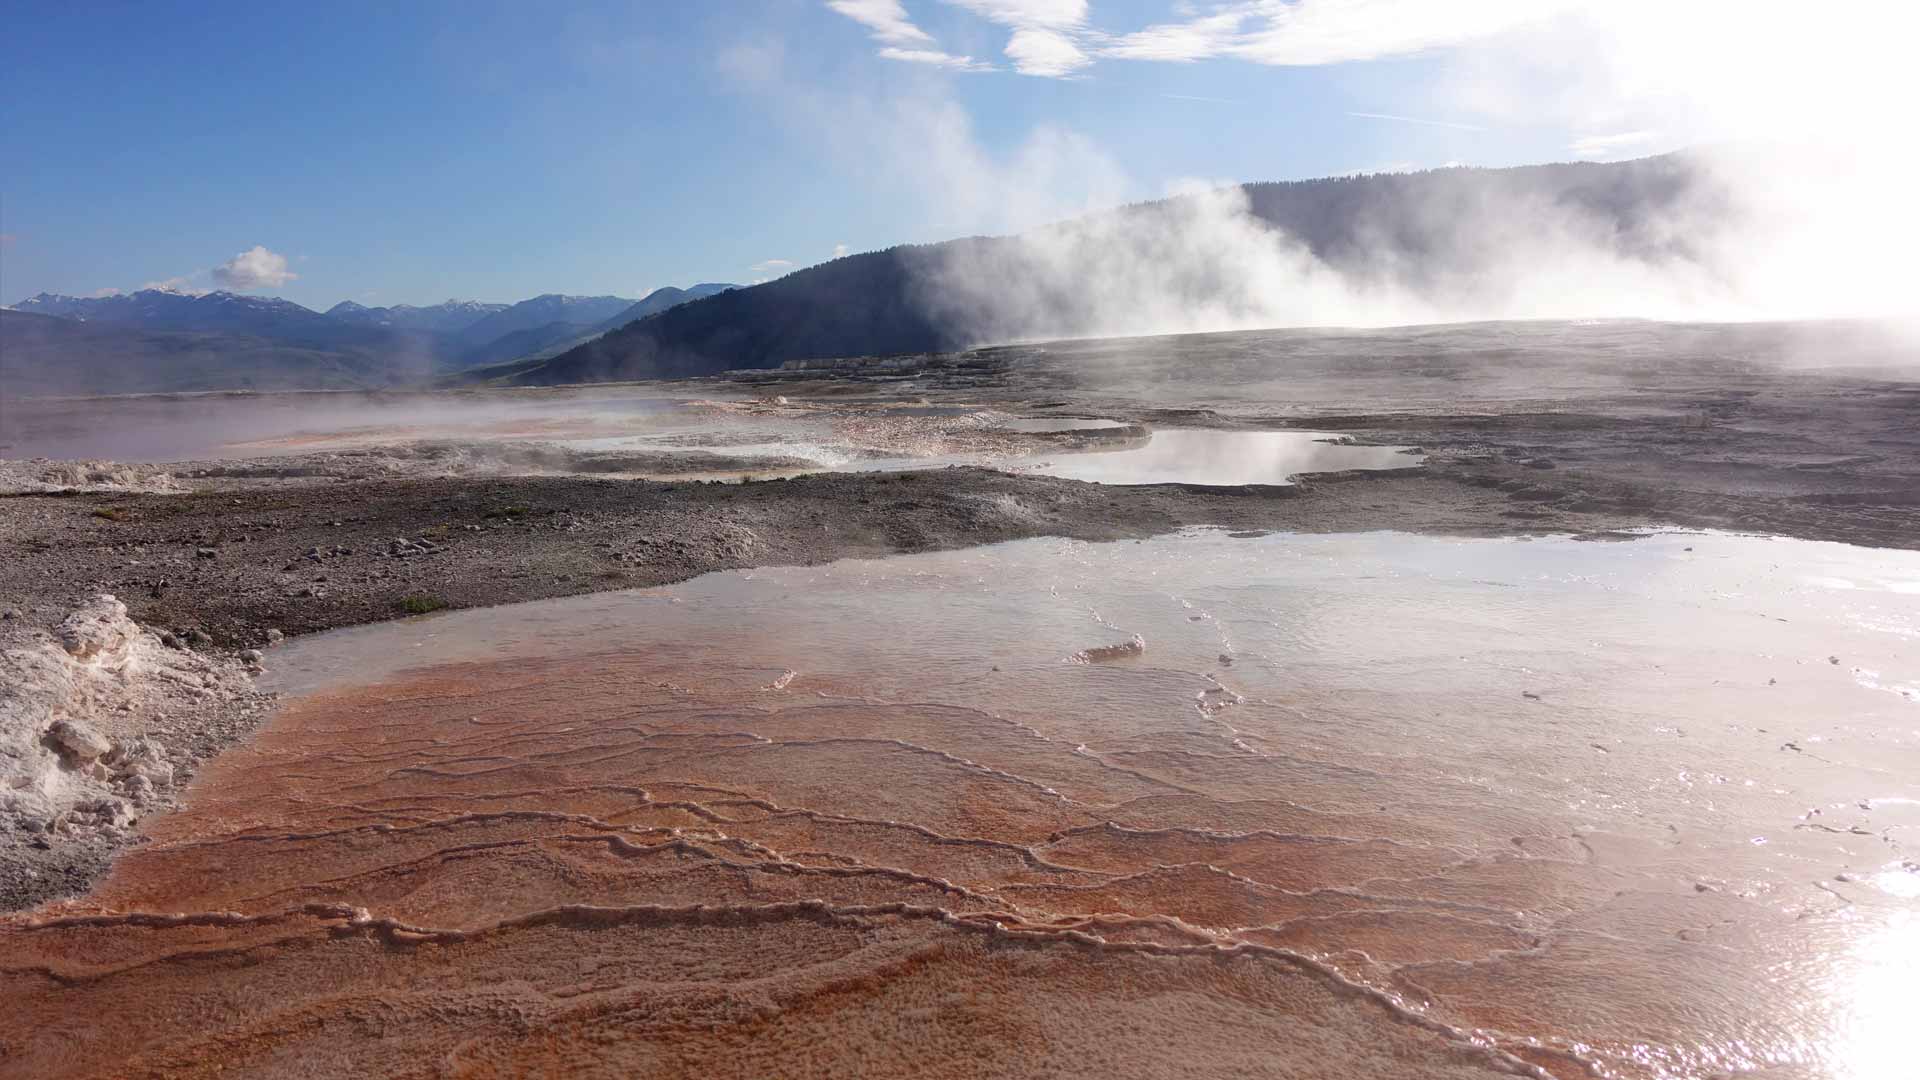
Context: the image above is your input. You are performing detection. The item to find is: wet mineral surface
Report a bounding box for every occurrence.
[7,529,1916,1078]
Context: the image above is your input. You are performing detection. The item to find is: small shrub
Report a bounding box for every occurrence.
[91,507,132,522]
[399,593,449,615]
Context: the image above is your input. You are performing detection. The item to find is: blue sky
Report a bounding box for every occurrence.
[2,1,1890,309]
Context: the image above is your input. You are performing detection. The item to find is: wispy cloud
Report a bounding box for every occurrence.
[827,1,1575,80]
[95,248,289,298]
[826,0,933,45]
[140,275,207,295]
[1104,9,1246,62]
[211,245,297,290]
[878,46,993,70]
[1003,28,1092,76]
[947,0,1093,76]
[1349,160,1420,175]
[1348,111,1487,132]
[828,1,994,70]
[1161,92,1245,105]
[750,258,795,276]
[946,0,1087,28]
[832,243,850,258]
[1106,1,1570,68]
[1569,130,1662,159]
[828,0,1097,77]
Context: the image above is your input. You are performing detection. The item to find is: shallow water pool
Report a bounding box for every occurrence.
[1017,428,1420,484]
[31,528,1878,1078]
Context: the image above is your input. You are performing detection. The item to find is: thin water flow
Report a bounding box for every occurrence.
[0,390,708,463]
[4,389,1424,494]
[992,417,1131,432]
[8,529,1916,1078]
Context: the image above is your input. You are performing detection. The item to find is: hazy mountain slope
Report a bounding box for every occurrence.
[448,285,743,373]
[0,311,421,397]
[5,289,455,362]
[451,321,599,370]
[513,154,1728,386]
[2,286,741,394]
[16,290,358,347]
[505,253,948,383]
[595,283,737,334]
[451,294,634,347]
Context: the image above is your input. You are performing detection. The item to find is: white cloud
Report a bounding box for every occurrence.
[826,0,933,45]
[1569,130,1662,159]
[878,46,993,70]
[828,0,1550,80]
[943,0,1092,76]
[1104,9,1245,61]
[944,0,1088,30]
[1227,0,1567,66]
[829,0,1098,78]
[210,245,298,290]
[1349,111,1486,132]
[1162,92,1244,105]
[828,1,996,71]
[89,287,122,298]
[837,1,1558,80]
[1099,1,1572,67]
[1349,160,1418,175]
[750,258,795,275]
[833,243,850,258]
[140,276,207,295]
[1004,28,1091,76]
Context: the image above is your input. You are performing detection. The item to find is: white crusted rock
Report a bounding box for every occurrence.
[58,595,138,663]
[47,719,112,761]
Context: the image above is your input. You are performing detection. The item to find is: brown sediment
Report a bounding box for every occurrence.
[7,545,1904,1080]
[2,650,1576,1078]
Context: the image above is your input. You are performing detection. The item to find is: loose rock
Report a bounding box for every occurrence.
[47,719,113,761]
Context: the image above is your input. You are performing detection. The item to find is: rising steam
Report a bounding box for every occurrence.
[913,144,1910,346]
[735,1,1919,347]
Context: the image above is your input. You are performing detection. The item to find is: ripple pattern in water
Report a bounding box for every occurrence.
[5,530,1918,1079]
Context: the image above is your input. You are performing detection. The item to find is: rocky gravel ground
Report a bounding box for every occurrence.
[2,466,1559,651]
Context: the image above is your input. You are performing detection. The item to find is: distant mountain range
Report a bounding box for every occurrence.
[1,284,736,396]
[452,284,739,369]
[0,310,423,398]
[7,152,1751,397]
[603,284,736,331]
[12,289,396,350]
[323,298,509,334]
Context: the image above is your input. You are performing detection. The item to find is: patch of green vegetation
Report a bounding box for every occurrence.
[421,524,451,540]
[91,506,132,522]
[398,593,450,615]
[484,505,530,520]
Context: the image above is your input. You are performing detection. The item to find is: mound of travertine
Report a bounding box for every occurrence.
[0,459,182,495]
[0,595,252,841]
